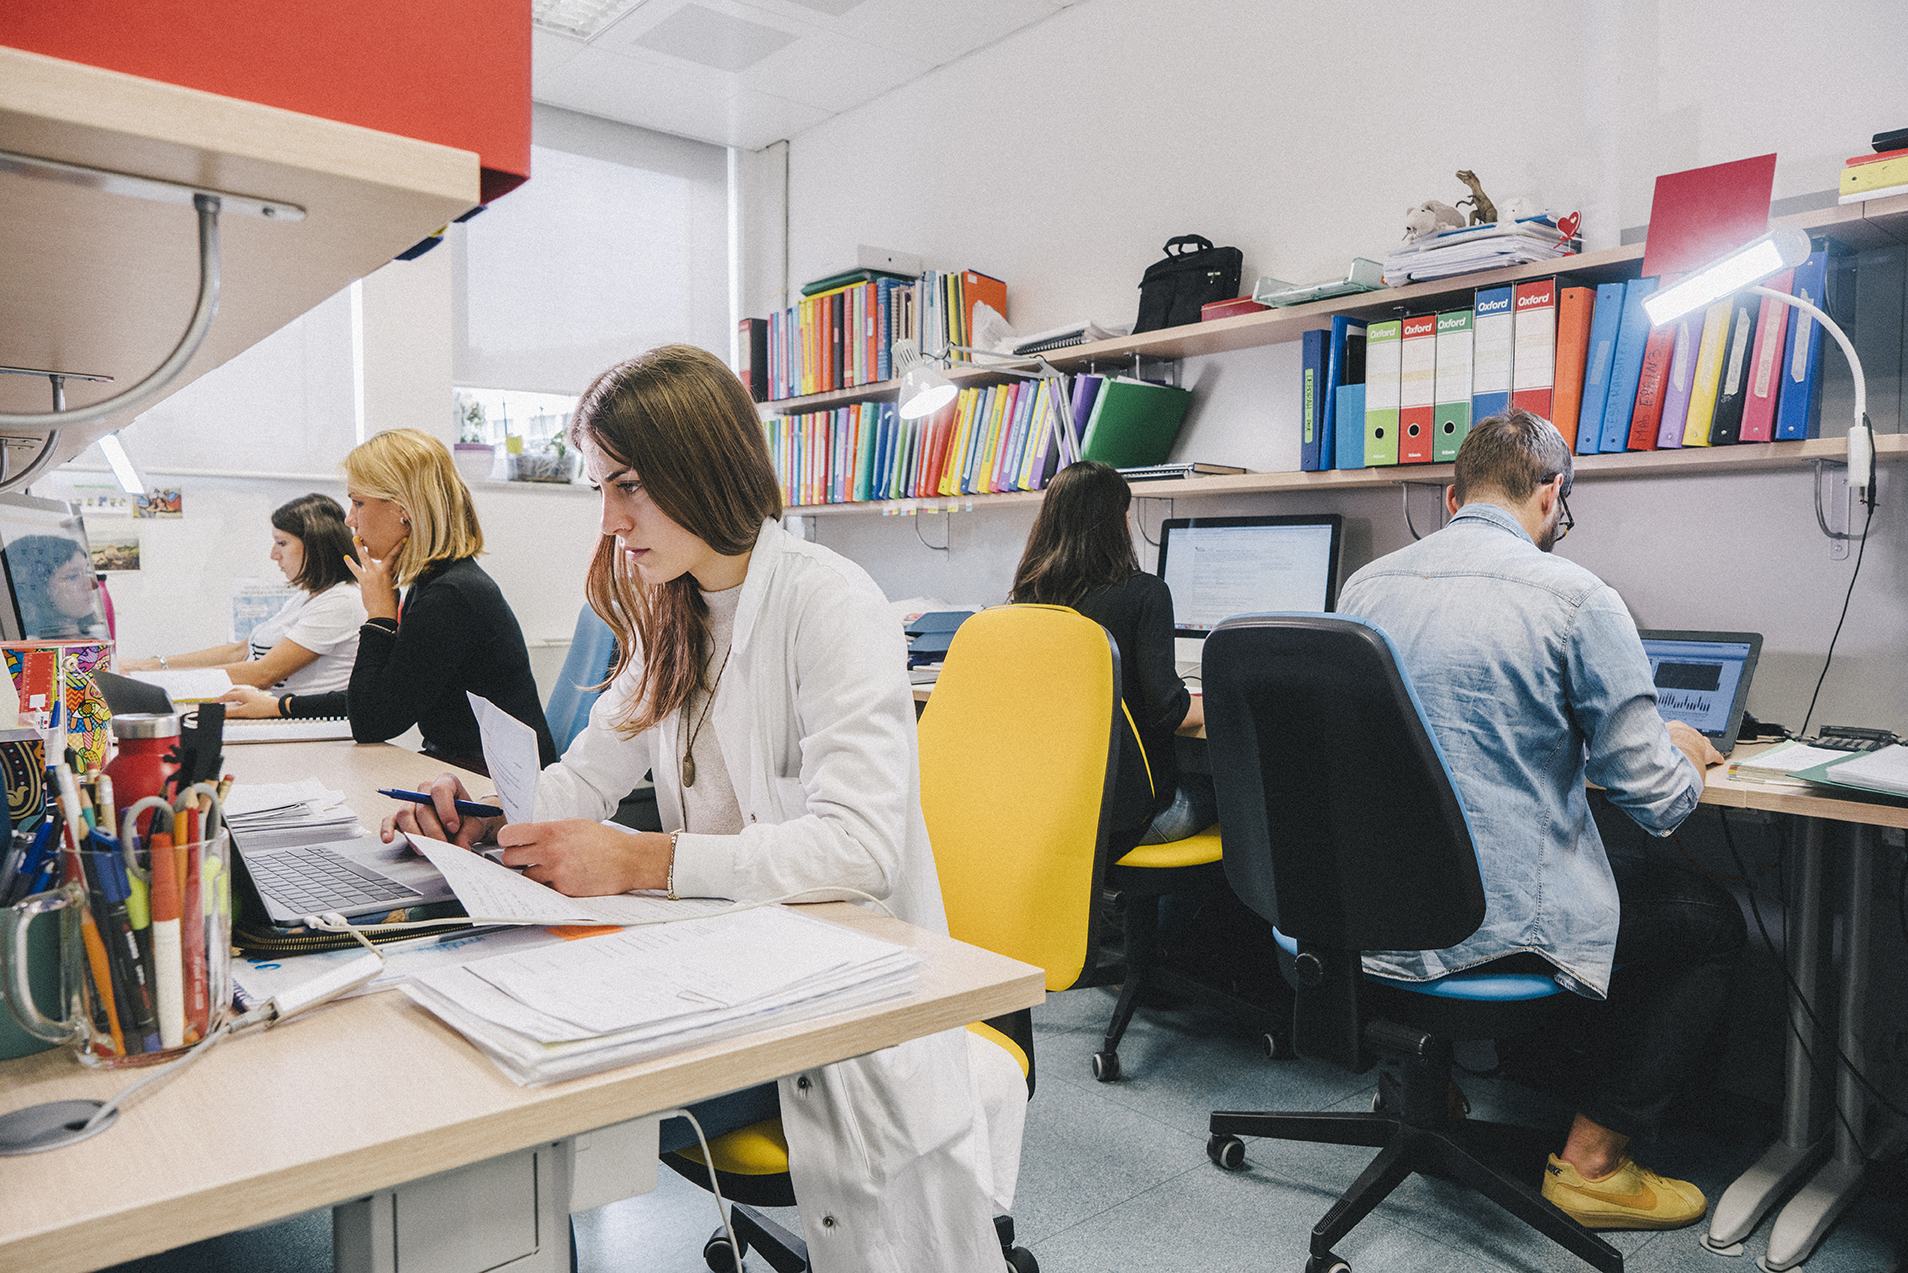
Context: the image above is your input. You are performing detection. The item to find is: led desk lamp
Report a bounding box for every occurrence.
[1641,225,1874,507]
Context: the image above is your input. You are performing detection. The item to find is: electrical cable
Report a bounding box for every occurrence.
[1716,809,1908,1133]
[658,1106,743,1268]
[1800,497,1876,737]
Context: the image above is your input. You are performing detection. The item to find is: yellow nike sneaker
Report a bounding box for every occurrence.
[1541,1154,1707,1230]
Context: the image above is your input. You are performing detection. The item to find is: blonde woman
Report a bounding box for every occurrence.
[223,428,556,774]
[388,346,1016,1271]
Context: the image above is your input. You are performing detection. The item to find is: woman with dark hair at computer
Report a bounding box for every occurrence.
[1010,460,1213,845]
[4,534,108,639]
[123,494,366,693]
[219,430,556,774]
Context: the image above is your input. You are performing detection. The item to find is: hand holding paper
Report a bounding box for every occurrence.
[467,691,541,825]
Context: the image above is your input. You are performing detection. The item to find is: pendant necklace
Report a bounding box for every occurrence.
[681,643,733,789]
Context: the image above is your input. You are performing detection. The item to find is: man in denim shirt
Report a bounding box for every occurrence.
[1338,409,1744,1231]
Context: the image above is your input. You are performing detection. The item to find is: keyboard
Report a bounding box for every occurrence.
[223,717,356,743]
[244,843,424,913]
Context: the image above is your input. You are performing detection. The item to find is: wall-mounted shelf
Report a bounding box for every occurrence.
[786,433,1908,517]
[0,46,481,466]
[761,193,1908,418]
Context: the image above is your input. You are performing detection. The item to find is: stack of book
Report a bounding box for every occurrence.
[764,374,1194,506]
[1381,217,1580,287]
[1840,145,1908,204]
[1320,246,1834,472]
[753,268,1007,402]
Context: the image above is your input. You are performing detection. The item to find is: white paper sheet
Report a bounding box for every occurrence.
[407,834,606,925]
[128,667,234,702]
[467,691,542,824]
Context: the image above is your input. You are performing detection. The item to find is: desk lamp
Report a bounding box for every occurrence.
[1641,225,1874,506]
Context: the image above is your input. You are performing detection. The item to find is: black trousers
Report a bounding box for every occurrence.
[1495,854,1747,1140]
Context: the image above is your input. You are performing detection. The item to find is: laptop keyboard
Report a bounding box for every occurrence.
[247,844,424,913]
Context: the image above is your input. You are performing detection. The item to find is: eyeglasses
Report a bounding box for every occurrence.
[1555,491,1574,542]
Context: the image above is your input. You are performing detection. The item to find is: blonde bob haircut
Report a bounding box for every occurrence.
[342,428,484,586]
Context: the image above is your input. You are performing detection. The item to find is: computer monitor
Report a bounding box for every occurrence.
[0,493,109,643]
[1156,514,1344,658]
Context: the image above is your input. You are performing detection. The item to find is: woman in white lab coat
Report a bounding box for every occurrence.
[394,344,1015,1272]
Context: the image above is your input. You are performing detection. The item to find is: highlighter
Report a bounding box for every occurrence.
[147,807,185,1050]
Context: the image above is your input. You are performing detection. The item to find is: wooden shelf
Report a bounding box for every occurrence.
[0,47,481,466]
[761,193,1908,418]
[786,433,1908,517]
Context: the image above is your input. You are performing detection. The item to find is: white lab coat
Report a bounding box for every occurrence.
[536,518,1018,1272]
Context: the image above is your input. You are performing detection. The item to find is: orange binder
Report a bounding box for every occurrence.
[1550,287,1596,449]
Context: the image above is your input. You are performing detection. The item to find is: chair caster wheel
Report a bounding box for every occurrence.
[1264,1031,1292,1060]
[1207,1133,1247,1171]
[1091,1050,1120,1082]
[1005,1246,1040,1272]
[704,1229,747,1272]
[1305,1254,1350,1273]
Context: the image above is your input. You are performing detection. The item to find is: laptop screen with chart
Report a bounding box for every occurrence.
[1636,630,1762,755]
[1157,515,1343,668]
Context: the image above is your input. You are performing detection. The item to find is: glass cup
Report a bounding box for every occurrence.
[2,831,231,1068]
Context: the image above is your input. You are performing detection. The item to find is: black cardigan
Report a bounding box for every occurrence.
[287,557,557,770]
[1074,571,1190,842]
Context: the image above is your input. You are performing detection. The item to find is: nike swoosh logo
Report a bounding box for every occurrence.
[1569,1180,1657,1210]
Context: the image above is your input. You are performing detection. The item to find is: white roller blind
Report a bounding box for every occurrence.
[454,108,730,394]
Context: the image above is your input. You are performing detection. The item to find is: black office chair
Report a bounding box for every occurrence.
[1198,614,1623,1273]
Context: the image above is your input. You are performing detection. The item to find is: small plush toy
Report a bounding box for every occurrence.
[1499,195,1545,222]
[1403,199,1466,242]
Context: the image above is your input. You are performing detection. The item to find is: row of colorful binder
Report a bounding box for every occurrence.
[1297,242,1833,470]
[758,269,1008,403]
[765,378,1065,507]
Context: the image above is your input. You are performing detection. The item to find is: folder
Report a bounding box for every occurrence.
[1774,247,1830,440]
[1334,384,1368,470]
[1738,270,1794,443]
[1576,282,1626,454]
[1079,379,1194,469]
[1654,312,1699,449]
[1397,313,1438,464]
[1706,295,1761,446]
[1625,320,1678,451]
[1432,308,1473,462]
[1511,278,1557,420]
[1300,328,1330,471]
[1597,277,1660,453]
[1551,286,1596,450]
[1470,286,1514,424]
[1364,319,1403,467]
[1321,315,1368,471]
[1681,299,1734,447]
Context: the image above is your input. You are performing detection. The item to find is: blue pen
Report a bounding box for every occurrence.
[7,821,58,905]
[377,789,505,819]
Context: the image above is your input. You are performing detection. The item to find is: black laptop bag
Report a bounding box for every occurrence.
[1133,235,1243,333]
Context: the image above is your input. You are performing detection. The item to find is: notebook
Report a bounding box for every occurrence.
[1635,630,1763,755]
[94,669,353,741]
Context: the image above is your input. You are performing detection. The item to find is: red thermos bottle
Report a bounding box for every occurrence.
[103,713,181,838]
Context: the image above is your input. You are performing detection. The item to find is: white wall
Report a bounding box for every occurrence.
[760,0,1908,735]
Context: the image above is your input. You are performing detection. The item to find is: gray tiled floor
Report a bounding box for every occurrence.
[106,983,1905,1272]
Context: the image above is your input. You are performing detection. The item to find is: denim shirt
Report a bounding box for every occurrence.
[1336,503,1701,998]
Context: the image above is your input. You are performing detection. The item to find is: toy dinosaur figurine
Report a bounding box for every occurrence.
[1454,170,1498,226]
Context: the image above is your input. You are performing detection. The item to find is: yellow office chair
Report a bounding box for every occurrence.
[918,604,1251,1082]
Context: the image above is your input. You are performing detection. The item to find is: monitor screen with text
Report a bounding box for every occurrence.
[1156,515,1343,636]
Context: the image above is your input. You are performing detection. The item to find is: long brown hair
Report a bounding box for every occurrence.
[1010,461,1140,607]
[570,344,783,735]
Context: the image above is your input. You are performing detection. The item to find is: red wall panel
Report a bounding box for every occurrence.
[2,0,531,202]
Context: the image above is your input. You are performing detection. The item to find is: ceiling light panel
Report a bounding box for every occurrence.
[533,0,656,39]
[633,4,798,72]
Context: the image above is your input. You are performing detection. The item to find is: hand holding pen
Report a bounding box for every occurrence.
[381,776,502,851]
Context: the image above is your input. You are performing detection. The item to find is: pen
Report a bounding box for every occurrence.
[377,789,505,819]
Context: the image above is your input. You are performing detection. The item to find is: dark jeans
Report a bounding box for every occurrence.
[1496,854,1746,1140]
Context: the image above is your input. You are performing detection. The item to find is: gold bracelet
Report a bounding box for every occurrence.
[666,829,680,901]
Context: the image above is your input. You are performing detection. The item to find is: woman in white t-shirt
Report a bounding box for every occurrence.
[123,493,366,695]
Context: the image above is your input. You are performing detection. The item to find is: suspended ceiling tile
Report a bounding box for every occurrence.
[627,3,799,72]
[812,0,1066,65]
[531,28,590,90]
[734,28,931,113]
[719,88,836,150]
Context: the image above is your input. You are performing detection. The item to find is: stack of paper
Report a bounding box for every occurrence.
[1793,744,1908,798]
[223,777,360,840]
[1383,219,1580,287]
[1727,740,1854,787]
[404,906,921,1085]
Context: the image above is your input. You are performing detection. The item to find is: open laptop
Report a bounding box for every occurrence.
[1636,630,1763,755]
[230,828,463,926]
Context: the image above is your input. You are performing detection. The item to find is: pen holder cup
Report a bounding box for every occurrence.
[1,832,232,1069]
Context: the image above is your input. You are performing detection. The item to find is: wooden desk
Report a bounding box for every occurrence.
[0,742,1045,1273]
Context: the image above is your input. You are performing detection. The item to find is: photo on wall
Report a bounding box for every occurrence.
[89,531,141,573]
